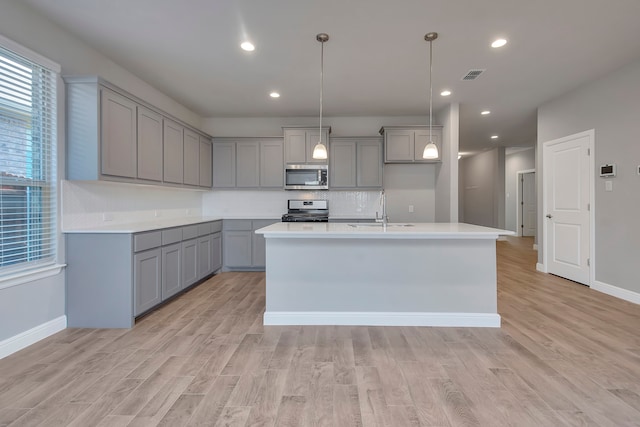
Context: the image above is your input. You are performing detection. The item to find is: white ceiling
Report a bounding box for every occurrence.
[23,0,640,154]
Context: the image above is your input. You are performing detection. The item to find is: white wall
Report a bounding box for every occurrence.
[435,103,460,222]
[459,148,506,228]
[0,2,205,348]
[505,148,535,232]
[538,57,640,295]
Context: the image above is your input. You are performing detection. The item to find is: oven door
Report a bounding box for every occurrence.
[284,165,328,190]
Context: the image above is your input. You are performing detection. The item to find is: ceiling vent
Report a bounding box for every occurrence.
[461,69,486,81]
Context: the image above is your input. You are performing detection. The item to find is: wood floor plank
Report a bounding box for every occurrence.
[1,236,639,426]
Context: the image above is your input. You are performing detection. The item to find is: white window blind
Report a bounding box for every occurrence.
[0,42,57,276]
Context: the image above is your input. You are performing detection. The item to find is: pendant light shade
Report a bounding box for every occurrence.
[312,33,329,160]
[423,32,439,160]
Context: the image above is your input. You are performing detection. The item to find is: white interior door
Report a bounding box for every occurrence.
[543,132,591,285]
[521,172,536,237]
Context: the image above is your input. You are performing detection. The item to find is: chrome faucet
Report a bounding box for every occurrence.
[376,189,388,226]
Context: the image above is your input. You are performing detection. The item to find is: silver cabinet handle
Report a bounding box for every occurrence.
[546,214,553,218]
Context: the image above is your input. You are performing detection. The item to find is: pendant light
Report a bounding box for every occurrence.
[312,33,329,160]
[423,32,439,160]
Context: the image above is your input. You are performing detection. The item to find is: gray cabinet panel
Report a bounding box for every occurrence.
[357,139,383,188]
[134,248,162,316]
[162,227,183,245]
[183,129,200,186]
[223,219,252,231]
[236,141,260,187]
[198,235,213,278]
[384,129,414,162]
[134,231,162,252]
[182,238,198,287]
[182,225,198,240]
[100,88,137,178]
[260,140,284,188]
[162,243,182,300]
[211,232,222,272]
[137,106,163,181]
[163,119,184,183]
[306,129,330,164]
[284,129,306,164]
[212,142,236,188]
[199,139,212,188]
[414,128,442,161]
[330,139,357,188]
[223,230,252,268]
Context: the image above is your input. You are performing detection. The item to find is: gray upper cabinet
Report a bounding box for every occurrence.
[64,76,212,188]
[381,125,442,163]
[330,137,383,189]
[283,127,330,164]
[183,129,200,186]
[101,88,137,178]
[212,141,236,188]
[212,138,283,189]
[163,119,184,184]
[199,138,213,187]
[137,106,163,182]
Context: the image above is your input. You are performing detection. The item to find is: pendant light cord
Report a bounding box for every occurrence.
[319,38,324,140]
[429,38,433,143]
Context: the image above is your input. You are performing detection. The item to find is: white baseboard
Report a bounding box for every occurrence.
[592,281,640,305]
[536,263,546,273]
[0,315,67,360]
[264,311,501,328]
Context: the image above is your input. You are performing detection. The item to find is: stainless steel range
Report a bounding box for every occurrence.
[281,200,329,222]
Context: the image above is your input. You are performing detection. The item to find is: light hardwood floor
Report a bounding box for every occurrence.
[2,236,640,426]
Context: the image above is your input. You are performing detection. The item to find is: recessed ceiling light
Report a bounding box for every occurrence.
[440,90,451,96]
[240,41,255,52]
[491,39,507,48]
[481,110,491,115]
[491,135,499,139]
[269,92,280,98]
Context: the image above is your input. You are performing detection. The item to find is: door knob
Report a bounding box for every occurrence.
[546,214,553,218]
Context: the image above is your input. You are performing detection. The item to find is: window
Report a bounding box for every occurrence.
[0,38,58,277]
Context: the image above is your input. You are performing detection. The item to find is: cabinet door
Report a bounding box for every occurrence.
[414,128,441,162]
[357,139,383,188]
[182,238,198,287]
[306,129,329,164]
[384,129,414,162]
[183,129,200,186]
[236,141,260,188]
[134,248,162,316]
[161,243,182,300]
[101,88,137,178]
[211,232,222,272]
[251,220,278,268]
[199,138,212,188]
[212,142,236,188]
[163,119,184,183]
[260,140,284,188]
[137,106,163,181]
[284,129,307,164]
[223,231,252,268]
[330,139,356,188]
[198,235,213,279]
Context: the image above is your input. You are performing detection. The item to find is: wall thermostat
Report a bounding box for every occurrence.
[599,164,616,177]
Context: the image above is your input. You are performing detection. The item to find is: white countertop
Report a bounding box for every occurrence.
[256,222,515,239]
[63,216,223,233]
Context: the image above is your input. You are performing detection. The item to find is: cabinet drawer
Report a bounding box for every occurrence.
[134,231,162,252]
[198,223,212,236]
[211,220,222,233]
[162,227,183,245]
[223,219,252,231]
[182,225,199,240]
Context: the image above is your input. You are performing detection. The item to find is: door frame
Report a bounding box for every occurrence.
[541,129,595,286]
[515,168,536,237]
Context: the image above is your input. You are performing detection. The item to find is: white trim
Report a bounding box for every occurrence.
[592,281,640,305]
[0,264,66,291]
[264,311,501,327]
[541,129,595,286]
[515,169,536,237]
[536,263,547,273]
[0,315,67,359]
[0,33,61,72]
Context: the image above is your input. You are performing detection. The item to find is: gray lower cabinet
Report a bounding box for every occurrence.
[134,248,162,316]
[223,219,278,270]
[66,220,223,328]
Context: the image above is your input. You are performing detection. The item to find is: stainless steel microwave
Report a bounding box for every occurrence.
[284,164,328,190]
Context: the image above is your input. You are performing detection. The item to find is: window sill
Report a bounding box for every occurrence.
[0,264,66,291]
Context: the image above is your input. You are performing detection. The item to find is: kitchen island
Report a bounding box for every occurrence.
[255,222,514,327]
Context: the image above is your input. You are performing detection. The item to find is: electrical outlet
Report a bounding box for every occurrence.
[102,212,113,222]
[154,210,160,217]
[605,181,613,192]
[408,205,414,213]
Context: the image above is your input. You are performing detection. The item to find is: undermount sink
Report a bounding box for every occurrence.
[348,223,414,228]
